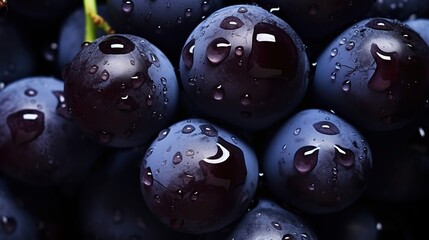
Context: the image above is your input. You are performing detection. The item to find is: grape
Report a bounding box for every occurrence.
[263,109,372,214]
[312,17,429,131]
[62,33,180,148]
[0,76,104,186]
[140,118,259,234]
[179,4,310,131]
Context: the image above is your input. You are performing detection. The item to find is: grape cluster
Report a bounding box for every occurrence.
[0,0,429,239]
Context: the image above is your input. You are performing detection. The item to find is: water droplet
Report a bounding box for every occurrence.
[293,128,301,135]
[131,72,146,89]
[154,195,161,203]
[272,221,282,230]
[52,91,72,120]
[1,216,17,235]
[282,234,296,240]
[89,65,98,74]
[206,38,231,65]
[365,18,394,31]
[220,16,244,30]
[368,43,399,92]
[342,80,351,92]
[99,35,135,54]
[313,121,340,135]
[141,167,153,186]
[200,124,218,137]
[173,152,183,164]
[334,144,354,167]
[330,71,336,80]
[7,109,44,144]
[345,41,355,51]
[294,146,319,174]
[121,0,134,14]
[212,84,224,100]
[335,62,341,70]
[190,191,199,201]
[98,131,112,143]
[146,95,153,107]
[201,1,210,12]
[184,8,192,18]
[182,39,195,69]
[235,46,244,57]
[181,124,195,134]
[330,48,338,57]
[157,128,170,141]
[237,6,248,13]
[186,149,195,156]
[24,88,38,97]
[149,53,160,67]
[101,70,110,81]
[339,38,347,45]
[116,95,139,111]
[240,93,251,105]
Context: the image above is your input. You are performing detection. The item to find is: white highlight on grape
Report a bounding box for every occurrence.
[256,33,276,43]
[203,143,230,164]
[110,43,125,49]
[23,113,38,120]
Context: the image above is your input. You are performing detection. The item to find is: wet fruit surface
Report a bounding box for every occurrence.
[140,118,259,234]
[62,33,180,148]
[179,4,310,131]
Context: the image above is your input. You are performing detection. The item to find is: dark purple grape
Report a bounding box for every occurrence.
[107,0,224,63]
[0,76,103,186]
[312,17,429,131]
[227,198,318,240]
[62,33,180,148]
[368,0,429,21]
[179,4,310,131]
[0,178,39,239]
[0,18,36,86]
[80,148,195,240]
[263,109,372,214]
[140,118,259,234]
[253,0,374,42]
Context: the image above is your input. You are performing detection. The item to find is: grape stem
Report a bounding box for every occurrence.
[83,0,115,43]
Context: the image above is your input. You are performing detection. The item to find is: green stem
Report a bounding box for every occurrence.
[84,0,97,42]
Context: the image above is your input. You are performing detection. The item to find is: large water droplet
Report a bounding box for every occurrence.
[367,43,399,92]
[248,22,298,79]
[211,84,224,100]
[333,144,354,167]
[7,109,45,144]
[24,88,37,97]
[313,121,340,135]
[220,16,244,30]
[52,91,72,120]
[101,70,110,81]
[330,48,338,57]
[294,146,319,174]
[157,128,170,141]
[173,152,183,164]
[99,35,135,54]
[141,167,153,186]
[237,6,248,13]
[200,124,218,137]
[1,216,17,235]
[365,18,394,31]
[131,72,146,89]
[121,0,134,14]
[206,38,231,65]
[181,124,195,134]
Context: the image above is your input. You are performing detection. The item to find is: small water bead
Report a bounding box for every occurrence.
[237,6,248,13]
[24,88,38,97]
[157,128,170,141]
[52,91,71,120]
[173,151,183,164]
[240,93,251,105]
[235,46,244,57]
[121,0,134,14]
[200,124,218,137]
[186,149,195,157]
[181,124,195,134]
[345,41,355,51]
[101,70,110,81]
[201,1,210,12]
[141,167,153,186]
[149,53,160,67]
[98,131,112,143]
[89,65,98,74]
[330,48,338,57]
[339,38,347,45]
[293,128,301,136]
[271,221,282,230]
[190,191,199,201]
[184,8,192,18]
[130,59,135,65]
[211,84,225,100]
[146,95,153,107]
[335,62,341,70]
[282,234,297,240]
[131,72,146,89]
[294,146,320,174]
[1,216,17,235]
[342,80,351,92]
[330,71,336,80]
[154,195,161,203]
